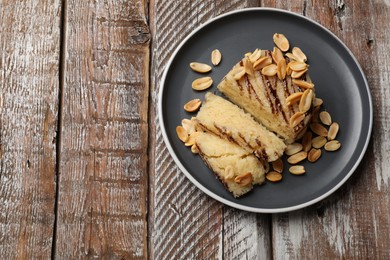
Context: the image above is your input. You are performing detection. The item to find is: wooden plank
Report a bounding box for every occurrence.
[148,1,271,259]
[223,208,271,259]
[0,0,61,258]
[262,1,390,259]
[55,0,150,258]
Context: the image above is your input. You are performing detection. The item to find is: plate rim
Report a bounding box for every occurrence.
[158,7,373,213]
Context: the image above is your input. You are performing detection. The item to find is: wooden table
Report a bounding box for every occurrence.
[0,0,389,259]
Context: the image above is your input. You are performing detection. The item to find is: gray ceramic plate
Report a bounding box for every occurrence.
[158,8,372,213]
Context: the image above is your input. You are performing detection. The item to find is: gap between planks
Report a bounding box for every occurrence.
[52,0,68,258]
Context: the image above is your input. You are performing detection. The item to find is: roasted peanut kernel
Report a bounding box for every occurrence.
[286,62,292,76]
[266,171,283,182]
[176,126,189,142]
[328,122,339,140]
[234,172,253,186]
[292,79,314,89]
[249,48,262,63]
[311,106,321,123]
[191,144,199,154]
[299,89,313,113]
[314,98,323,107]
[244,58,254,76]
[273,33,290,52]
[185,131,200,146]
[304,114,312,126]
[291,69,308,79]
[296,126,308,141]
[190,62,212,73]
[224,165,235,180]
[302,131,313,152]
[184,99,202,112]
[288,61,307,71]
[285,52,298,61]
[310,123,328,137]
[285,143,303,156]
[287,151,307,164]
[261,64,278,76]
[231,66,246,80]
[312,136,327,149]
[211,49,222,66]
[289,165,306,175]
[272,47,284,64]
[308,148,321,162]
[319,111,332,126]
[272,158,284,173]
[194,119,203,132]
[181,118,196,134]
[277,59,287,80]
[324,140,341,151]
[290,111,305,127]
[286,92,303,106]
[192,77,213,90]
[292,47,307,62]
[253,56,272,70]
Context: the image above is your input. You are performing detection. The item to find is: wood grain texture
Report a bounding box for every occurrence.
[260,0,390,259]
[148,0,271,259]
[149,2,223,258]
[55,0,150,258]
[223,208,271,259]
[0,1,61,258]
